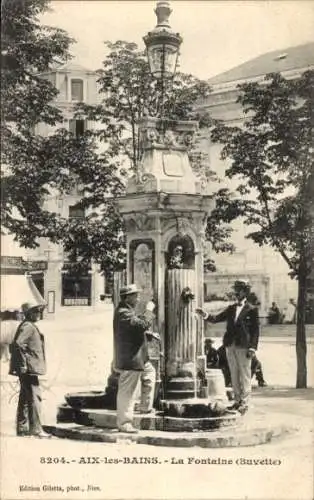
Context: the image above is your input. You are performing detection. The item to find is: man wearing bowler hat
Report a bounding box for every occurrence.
[9,302,51,437]
[114,284,158,433]
[196,280,260,415]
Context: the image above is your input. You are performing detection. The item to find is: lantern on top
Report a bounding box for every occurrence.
[143,1,182,82]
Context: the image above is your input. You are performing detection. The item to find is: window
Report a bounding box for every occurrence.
[71,79,84,101]
[61,274,91,306]
[69,119,86,137]
[68,205,85,219]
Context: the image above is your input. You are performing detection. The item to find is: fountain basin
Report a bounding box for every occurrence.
[56,405,238,432]
[160,398,231,418]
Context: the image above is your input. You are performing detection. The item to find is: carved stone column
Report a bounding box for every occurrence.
[165,269,199,398]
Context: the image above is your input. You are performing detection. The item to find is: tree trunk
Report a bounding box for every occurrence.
[296,268,307,388]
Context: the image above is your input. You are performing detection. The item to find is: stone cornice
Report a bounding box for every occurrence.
[196,65,313,111]
[210,66,313,94]
[139,116,198,152]
[117,192,214,215]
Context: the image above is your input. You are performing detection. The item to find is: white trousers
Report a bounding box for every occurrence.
[139,361,156,412]
[226,344,251,406]
[116,361,156,428]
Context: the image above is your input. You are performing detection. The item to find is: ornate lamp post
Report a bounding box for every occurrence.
[143,1,182,118]
[118,1,214,401]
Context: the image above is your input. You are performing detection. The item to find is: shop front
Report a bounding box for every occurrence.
[61,263,92,306]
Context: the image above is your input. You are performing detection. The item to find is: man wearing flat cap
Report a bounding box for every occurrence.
[114,284,158,433]
[196,280,260,415]
[9,302,50,438]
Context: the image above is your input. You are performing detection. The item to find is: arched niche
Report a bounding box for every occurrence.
[167,234,195,269]
[129,239,155,301]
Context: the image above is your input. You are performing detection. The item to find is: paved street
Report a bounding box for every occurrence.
[1,307,313,500]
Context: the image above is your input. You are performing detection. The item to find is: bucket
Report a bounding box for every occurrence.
[205,369,227,401]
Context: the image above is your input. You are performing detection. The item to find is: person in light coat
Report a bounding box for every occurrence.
[9,302,51,438]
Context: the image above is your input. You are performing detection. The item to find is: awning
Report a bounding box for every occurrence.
[0,274,46,311]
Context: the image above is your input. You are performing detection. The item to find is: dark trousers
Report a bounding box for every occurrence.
[218,360,232,387]
[251,358,266,385]
[17,374,42,435]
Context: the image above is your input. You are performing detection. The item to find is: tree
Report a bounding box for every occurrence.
[74,41,237,273]
[2,12,237,279]
[211,70,314,388]
[1,0,123,259]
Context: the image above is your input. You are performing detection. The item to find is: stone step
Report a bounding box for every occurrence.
[165,389,199,399]
[64,391,108,409]
[44,419,295,448]
[166,377,200,391]
[56,405,238,431]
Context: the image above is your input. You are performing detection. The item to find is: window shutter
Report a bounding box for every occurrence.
[71,79,84,101]
[69,119,76,135]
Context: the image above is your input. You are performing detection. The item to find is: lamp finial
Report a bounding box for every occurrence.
[155,1,172,28]
[143,0,182,81]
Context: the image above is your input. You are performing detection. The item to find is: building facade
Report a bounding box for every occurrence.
[25,63,105,312]
[2,46,313,318]
[196,43,314,320]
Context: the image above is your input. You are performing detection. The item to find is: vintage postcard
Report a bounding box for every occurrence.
[1,1,313,499]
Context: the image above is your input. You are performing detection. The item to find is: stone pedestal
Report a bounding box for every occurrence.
[117,192,212,390]
[204,369,228,401]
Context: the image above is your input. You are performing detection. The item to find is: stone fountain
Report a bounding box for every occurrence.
[57,102,236,429]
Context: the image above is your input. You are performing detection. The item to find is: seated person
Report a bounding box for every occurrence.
[217,344,232,387]
[217,345,267,388]
[204,338,219,369]
[247,292,260,307]
[268,302,281,324]
[251,353,267,387]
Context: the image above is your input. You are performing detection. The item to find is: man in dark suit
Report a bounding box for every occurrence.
[196,280,260,415]
[114,284,159,433]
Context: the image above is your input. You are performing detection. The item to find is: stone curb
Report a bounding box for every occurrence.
[44,423,295,448]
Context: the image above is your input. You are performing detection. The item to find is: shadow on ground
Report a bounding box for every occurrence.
[253,386,314,401]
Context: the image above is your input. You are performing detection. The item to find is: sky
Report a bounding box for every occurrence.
[41,0,314,80]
